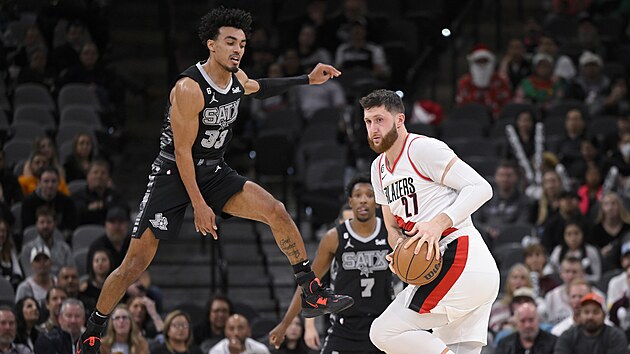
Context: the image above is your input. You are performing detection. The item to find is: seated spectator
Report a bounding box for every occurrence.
[515,53,565,111]
[609,266,630,339]
[125,272,162,313]
[36,286,67,334]
[324,0,375,52]
[87,207,131,269]
[554,292,628,353]
[51,21,88,73]
[63,133,97,183]
[575,14,606,58]
[296,24,332,71]
[607,245,630,307]
[10,25,47,69]
[194,295,232,352]
[500,109,538,162]
[17,46,56,94]
[566,137,609,188]
[0,150,23,207]
[208,314,269,354]
[20,207,74,277]
[71,159,128,226]
[250,63,291,123]
[100,304,149,354]
[23,136,67,186]
[556,110,589,172]
[56,266,80,300]
[334,20,388,81]
[34,298,85,354]
[540,190,588,253]
[551,277,593,336]
[14,296,40,351]
[290,69,346,120]
[549,221,602,284]
[18,152,69,197]
[151,310,202,354]
[610,132,630,192]
[0,306,32,354]
[274,315,310,354]
[15,246,55,304]
[495,302,557,354]
[0,217,23,290]
[474,160,531,245]
[21,167,76,235]
[490,264,539,333]
[577,165,603,217]
[456,44,512,117]
[530,170,563,227]
[566,51,628,117]
[524,243,560,297]
[535,36,576,81]
[128,295,163,341]
[498,38,532,90]
[79,249,112,311]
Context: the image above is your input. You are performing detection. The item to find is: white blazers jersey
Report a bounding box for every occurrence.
[370,133,473,235]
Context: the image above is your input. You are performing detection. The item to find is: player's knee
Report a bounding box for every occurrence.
[369,315,389,350]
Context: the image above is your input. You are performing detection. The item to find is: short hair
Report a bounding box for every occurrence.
[561,255,583,268]
[359,89,405,115]
[0,305,15,316]
[208,294,232,314]
[198,6,252,44]
[59,298,85,317]
[39,165,59,178]
[345,173,372,197]
[568,277,591,291]
[36,205,56,220]
[496,159,519,173]
[524,243,547,258]
[87,159,110,174]
[45,286,67,302]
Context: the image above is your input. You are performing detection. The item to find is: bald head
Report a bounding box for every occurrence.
[514,302,539,341]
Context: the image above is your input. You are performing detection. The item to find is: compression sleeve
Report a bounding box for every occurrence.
[253,75,309,99]
[441,158,493,226]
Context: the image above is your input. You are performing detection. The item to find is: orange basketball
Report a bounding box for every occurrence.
[393,239,443,286]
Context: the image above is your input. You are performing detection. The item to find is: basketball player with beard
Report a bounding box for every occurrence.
[362,89,500,354]
[269,174,392,354]
[455,44,512,117]
[77,7,354,354]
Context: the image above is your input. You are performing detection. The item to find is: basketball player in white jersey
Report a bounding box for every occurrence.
[361,89,500,354]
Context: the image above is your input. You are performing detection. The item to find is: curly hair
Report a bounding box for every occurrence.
[198,6,252,44]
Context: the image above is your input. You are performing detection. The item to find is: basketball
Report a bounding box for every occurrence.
[393,239,443,286]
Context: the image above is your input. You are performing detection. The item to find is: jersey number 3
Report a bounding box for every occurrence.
[201,129,228,149]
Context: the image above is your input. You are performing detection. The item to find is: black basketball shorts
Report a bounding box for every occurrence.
[131,154,247,240]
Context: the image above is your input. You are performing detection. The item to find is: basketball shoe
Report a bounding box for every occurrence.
[301,277,354,318]
[76,317,106,354]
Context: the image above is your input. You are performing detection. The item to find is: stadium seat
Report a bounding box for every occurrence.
[13,83,56,111]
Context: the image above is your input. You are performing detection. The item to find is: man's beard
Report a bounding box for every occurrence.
[583,320,603,334]
[368,124,398,153]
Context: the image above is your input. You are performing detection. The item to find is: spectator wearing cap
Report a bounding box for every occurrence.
[552,277,594,336]
[87,207,130,270]
[495,302,557,354]
[607,242,630,307]
[19,207,74,278]
[566,51,628,117]
[493,286,551,346]
[15,245,56,304]
[515,52,565,111]
[609,266,630,340]
[71,160,128,226]
[0,306,32,354]
[535,36,576,81]
[554,292,628,354]
[549,221,602,284]
[456,44,512,117]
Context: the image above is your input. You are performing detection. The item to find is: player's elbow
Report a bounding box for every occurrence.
[480,178,493,203]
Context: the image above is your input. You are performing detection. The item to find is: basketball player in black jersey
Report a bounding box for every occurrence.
[269,174,393,354]
[77,7,353,354]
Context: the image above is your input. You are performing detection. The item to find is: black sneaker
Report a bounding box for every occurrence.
[301,278,354,318]
[76,318,106,354]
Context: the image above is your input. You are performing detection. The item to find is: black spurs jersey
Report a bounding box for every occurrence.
[331,217,393,318]
[159,61,244,161]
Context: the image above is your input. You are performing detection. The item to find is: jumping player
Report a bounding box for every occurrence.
[362,89,500,354]
[77,7,353,354]
[269,173,392,354]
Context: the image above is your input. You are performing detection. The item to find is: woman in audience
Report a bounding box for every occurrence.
[64,132,96,182]
[489,263,538,334]
[100,304,150,354]
[274,315,310,354]
[24,136,65,178]
[151,310,202,354]
[549,221,602,283]
[14,296,40,351]
[590,192,630,269]
[128,295,164,340]
[0,218,23,290]
[530,169,563,227]
[523,243,560,297]
[80,249,112,306]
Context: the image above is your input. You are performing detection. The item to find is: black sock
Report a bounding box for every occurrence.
[89,311,109,327]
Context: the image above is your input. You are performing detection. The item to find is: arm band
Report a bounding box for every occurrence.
[441,159,493,226]
[253,75,309,99]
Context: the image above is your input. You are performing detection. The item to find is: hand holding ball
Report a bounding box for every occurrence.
[392,239,443,286]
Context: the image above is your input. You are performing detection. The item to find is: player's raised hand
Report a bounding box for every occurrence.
[268,323,287,349]
[307,63,341,85]
[194,203,218,239]
[403,220,442,261]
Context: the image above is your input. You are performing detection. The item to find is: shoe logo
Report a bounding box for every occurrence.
[209,92,218,105]
[215,165,222,173]
[149,213,169,230]
[316,297,328,306]
[375,239,387,245]
[344,239,354,249]
[232,86,241,94]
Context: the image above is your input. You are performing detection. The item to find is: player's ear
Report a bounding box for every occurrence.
[207,39,215,52]
[396,113,405,127]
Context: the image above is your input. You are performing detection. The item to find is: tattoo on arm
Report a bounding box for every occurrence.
[279,238,301,261]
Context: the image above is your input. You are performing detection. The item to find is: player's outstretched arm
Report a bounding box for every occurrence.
[171,78,218,239]
[236,63,341,99]
[268,228,339,349]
